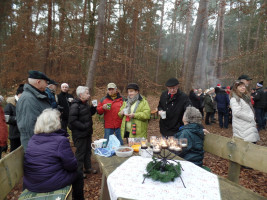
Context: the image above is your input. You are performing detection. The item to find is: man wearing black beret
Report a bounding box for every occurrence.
[158,78,191,137]
[238,74,252,87]
[16,70,51,150]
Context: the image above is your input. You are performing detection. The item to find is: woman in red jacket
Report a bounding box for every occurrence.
[97,83,124,145]
[0,95,8,159]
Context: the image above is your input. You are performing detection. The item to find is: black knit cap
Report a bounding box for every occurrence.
[28,70,50,82]
[165,78,179,87]
[49,79,58,85]
[16,84,24,95]
[127,83,139,91]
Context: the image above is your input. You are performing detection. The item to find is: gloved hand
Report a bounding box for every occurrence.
[2,145,8,153]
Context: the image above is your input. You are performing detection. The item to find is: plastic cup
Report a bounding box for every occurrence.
[4,115,9,123]
[92,100,98,107]
[161,111,166,119]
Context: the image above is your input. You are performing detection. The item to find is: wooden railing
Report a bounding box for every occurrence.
[204,134,267,183]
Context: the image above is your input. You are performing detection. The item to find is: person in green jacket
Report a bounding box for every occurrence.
[118,83,151,140]
[204,89,214,125]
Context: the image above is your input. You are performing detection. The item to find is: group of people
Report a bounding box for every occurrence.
[0,70,265,199]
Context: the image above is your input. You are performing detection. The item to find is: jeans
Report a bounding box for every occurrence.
[104,128,123,145]
[218,111,229,128]
[255,108,265,130]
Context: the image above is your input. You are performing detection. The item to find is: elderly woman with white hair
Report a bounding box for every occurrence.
[174,106,205,167]
[57,83,74,130]
[23,109,84,199]
[68,86,97,177]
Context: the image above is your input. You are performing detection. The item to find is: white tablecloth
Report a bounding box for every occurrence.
[107,156,221,200]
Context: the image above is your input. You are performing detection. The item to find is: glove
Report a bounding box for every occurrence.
[2,145,8,153]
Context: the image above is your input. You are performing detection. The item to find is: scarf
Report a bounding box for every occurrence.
[232,92,255,115]
[110,93,117,100]
[126,94,139,114]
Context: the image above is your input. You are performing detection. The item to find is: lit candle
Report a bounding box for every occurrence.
[174,146,182,151]
[169,145,175,150]
[153,144,161,153]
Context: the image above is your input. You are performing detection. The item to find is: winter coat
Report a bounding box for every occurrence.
[199,93,205,108]
[204,94,214,113]
[215,91,230,113]
[45,88,57,108]
[189,91,201,109]
[119,95,150,138]
[97,93,124,129]
[23,129,77,193]
[68,98,96,141]
[253,88,265,109]
[57,92,74,121]
[174,123,204,167]
[158,90,191,137]
[230,94,260,142]
[16,84,51,150]
[4,97,20,139]
[0,106,8,147]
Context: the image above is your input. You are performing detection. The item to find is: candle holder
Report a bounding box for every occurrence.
[142,136,186,188]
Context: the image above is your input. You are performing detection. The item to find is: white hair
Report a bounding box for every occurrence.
[28,78,38,85]
[76,86,89,97]
[34,109,61,134]
[61,83,69,89]
[0,95,4,103]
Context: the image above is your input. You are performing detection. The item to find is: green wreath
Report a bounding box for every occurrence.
[143,157,181,183]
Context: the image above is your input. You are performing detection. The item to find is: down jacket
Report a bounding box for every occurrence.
[230,94,260,142]
[119,95,150,138]
[23,129,77,193]
[174,123,204,167]
[68,98,96,141]
[4,97,20,139]
[97,93,124,129]
[16,84,51,150]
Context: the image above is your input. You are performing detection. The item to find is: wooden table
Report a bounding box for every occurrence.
[95,153,266,200]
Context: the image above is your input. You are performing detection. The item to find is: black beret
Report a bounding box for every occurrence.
[28,70,50,82]
[238,75,252,81]
[127,83,139,91]
[16,84,24,95]
[165,78,179,87]
[49,79,58,85]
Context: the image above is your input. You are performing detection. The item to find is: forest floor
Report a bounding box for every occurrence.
[5,90,267,199]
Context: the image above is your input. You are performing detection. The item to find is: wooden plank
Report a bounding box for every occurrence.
[204,134,267,173]
[0,146,24,200]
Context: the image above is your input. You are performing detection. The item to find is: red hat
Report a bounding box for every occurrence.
[216,84,221,87]
[226,86,230,89]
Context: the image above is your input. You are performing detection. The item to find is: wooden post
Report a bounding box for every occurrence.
[228,161,241,183]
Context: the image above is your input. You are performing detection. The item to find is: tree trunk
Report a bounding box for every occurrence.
[184,0,208,92]
[182,0,193,77]
[216,0,226,78]
[86,0,106,93]
[155,0,165,83]
[43,0,52,74]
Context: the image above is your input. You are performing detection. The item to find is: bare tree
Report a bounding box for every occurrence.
[86,0,106,93]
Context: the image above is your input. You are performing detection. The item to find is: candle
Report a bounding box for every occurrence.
[153,148,161,153]
[169,145,175,150]
[181,144,187,147]
[174,146,182,151]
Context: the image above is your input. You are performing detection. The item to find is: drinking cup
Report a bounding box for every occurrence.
[106,103,112,110]
[92,100,98,107]
[99,138,108,148]
[68,98,73,103]
[123,108,128,115]
[160,111,166,119]
[4,115,9,123]
[91,140,103,150]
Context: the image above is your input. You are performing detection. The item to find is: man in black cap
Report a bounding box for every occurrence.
[158,78,191,137]
[238,75,252,87]
[253,81,266,131]
[16,70,51,150]
[45,79,58,109]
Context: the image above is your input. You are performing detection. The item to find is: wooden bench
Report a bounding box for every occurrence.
[0,146,72,200]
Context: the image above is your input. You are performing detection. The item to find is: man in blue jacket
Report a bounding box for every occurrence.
[215,87,230,129]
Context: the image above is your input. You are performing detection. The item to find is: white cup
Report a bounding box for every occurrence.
[4,115,9,123]
[68,98,73,103]
[123,108,128,115]
[92,100,98,107]
[91,140,103,150]
[99,138,108,148]
[160,111,166,119]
